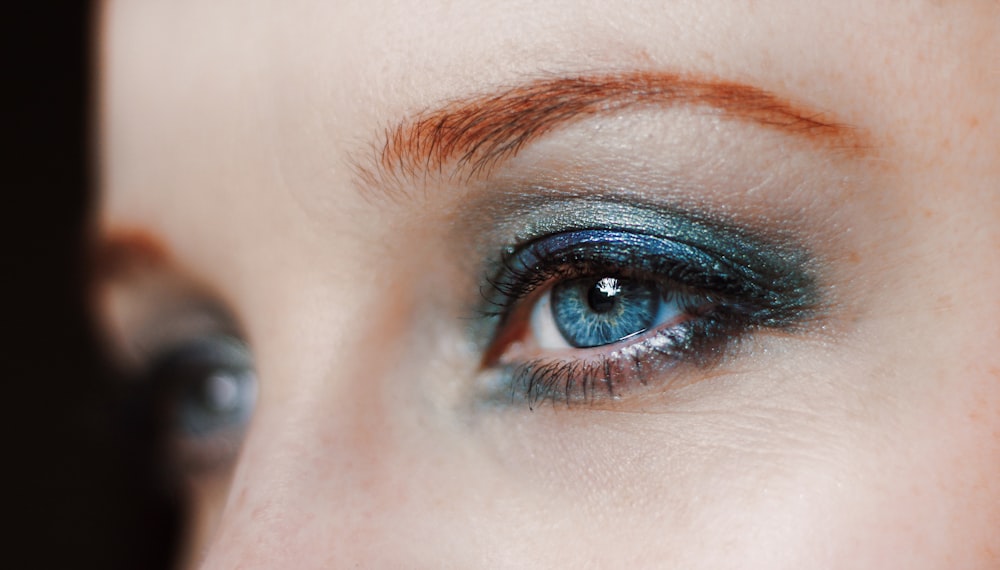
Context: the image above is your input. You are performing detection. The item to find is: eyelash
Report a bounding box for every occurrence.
[480,228,808,407]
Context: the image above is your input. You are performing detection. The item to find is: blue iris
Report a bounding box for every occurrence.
[155,336,256,437]
[550,276,660,348]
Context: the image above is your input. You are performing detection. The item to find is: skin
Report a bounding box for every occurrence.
[97,0,1000,568]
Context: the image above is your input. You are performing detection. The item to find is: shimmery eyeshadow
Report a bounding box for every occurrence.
[477,201,819,332]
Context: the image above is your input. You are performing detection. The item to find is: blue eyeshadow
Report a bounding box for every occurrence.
[459,193,830,406]
[482,218,818,337]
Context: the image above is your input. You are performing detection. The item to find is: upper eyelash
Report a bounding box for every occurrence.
[482,248,659,318]
[482,228,817,328]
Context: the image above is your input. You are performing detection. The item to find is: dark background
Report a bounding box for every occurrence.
[8,3,176,568]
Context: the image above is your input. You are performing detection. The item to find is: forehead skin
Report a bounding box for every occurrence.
[100,1,1000,568]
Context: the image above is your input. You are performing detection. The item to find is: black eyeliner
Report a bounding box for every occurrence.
[478,202,820,330]
[487,228,815,324]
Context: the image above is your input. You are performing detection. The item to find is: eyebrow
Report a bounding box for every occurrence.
[356,70,863,189]
[91,228,171,283]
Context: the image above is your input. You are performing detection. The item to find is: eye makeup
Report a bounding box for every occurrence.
[125,333,257,478]
[100,255,257,479]
[474,199,820,407]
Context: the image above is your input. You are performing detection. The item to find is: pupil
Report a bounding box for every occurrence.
[587,277,621,313]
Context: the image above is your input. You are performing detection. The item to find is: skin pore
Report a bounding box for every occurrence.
[96,1,1000,568]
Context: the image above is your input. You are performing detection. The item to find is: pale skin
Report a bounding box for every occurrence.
[97,1,1000,568]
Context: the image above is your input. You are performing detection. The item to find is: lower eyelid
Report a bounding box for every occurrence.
[484,322,704,406]
[509,310,699,361]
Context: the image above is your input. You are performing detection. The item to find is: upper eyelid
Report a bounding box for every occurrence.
[487,222,815,294]
[483,231,716,312]
[480,227,819,347]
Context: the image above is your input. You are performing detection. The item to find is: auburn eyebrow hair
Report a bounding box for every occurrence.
[356,71,863,188]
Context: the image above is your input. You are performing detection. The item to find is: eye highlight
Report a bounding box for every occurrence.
[480,225,817,407]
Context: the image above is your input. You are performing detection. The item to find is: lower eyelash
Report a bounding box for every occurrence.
[493,311,741,408]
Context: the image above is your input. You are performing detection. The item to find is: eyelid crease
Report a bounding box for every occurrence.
[484,228,816,314]
[354,70,868,194]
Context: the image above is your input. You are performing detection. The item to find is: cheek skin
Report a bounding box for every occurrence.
[843,387,1000,567]
[195,314,1000,569]
[181,477,233,570]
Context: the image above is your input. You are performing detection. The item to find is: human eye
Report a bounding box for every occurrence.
[137,334,257,478]
[143,334,257,476]
[478,215,818,407]
[92,240,258,482]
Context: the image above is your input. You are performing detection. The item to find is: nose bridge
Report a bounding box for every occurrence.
[195,275,424,568]
[195,372,399,568]
[193,234,462,569]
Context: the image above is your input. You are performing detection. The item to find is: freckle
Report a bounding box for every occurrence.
[922,208,935,219]
[845,251,861,264]
[632,48,653,64]
[967,116,980,129]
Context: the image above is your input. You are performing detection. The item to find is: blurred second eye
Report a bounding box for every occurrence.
[150,336,257,475]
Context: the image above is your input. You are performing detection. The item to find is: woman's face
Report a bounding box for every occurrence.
[97,1,1000,568]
